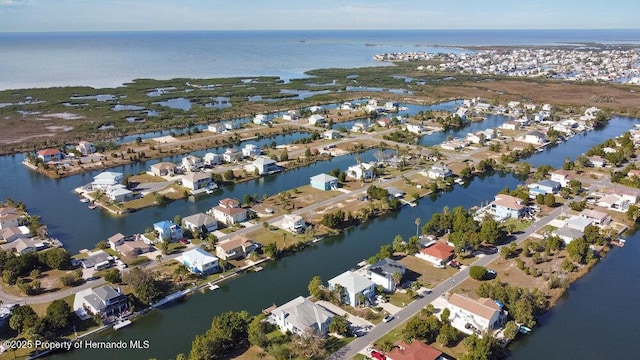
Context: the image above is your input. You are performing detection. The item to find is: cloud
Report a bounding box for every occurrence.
[1,0,31,6]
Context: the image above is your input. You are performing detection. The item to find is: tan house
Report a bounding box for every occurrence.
[210,198,247,225]
[447,293,506,336]
[149,162,177,177]
[215,235,255,260]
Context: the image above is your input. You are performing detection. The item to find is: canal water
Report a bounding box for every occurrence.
[51,171,522,360]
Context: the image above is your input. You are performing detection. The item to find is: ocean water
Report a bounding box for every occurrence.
[1,29,639,90]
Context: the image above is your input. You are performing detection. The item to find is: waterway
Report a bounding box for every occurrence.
[51,171,522,360]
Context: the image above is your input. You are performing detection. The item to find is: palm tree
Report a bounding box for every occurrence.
[415,217,421,237]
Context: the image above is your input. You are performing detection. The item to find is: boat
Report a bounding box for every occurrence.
[519,325,532,334]
[88,204,98,210]
[113,319,132,330]
[611,240,625,247]
[454,178,465,185]
[79,198,89,203]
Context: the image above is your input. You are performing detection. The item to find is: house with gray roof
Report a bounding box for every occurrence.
[183,212,218,233]
[328,270,376,307]
[73,285,128,321]
[269,296,334,336]
[365,258,406,292]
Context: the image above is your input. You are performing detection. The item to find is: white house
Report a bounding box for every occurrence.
[323,130,342,140]
[406,123,425,135]
[210,198,247,225]
[308,114,325,126]
[182,247,219,275]
[182,155,204,172]
[447,293,505,336]
[347,162,375,181]
[282,110,301,121]
[181,172,212,192]
[309,106,324,113]
[518,131,547,145]
[281,214,306,234]
[426,164,453,179]
[527,179,561,197]
[269,296,333,336]
[222,148,243,163]
[501,120,521,131]
[489,194,526,221]
[37,148,62,162]
[1,226,30,243]
[203,153,222,167]
[416,242,455,266]
[0,209,20,230]
[242,144,261,158]
[92,171,123,191]
[550,170,572,187]
[182,213,218,233]
[589,155,607,168]
[73,285,128,320]
[76,141,96,155]
[328,270,376,307]
[579,209,610,225]
[253,114,270,125]
[207,123,226,133]
[149,162,177,177]
[340,102,354,111]
[252,156,280,175]
[105,184,133,202]
[365,258,406,293]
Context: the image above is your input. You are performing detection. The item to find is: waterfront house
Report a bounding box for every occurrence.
[386,340,443,360]
[553,226,585,244]
[308,114,325,126]
[501,120,521,130]
[426,163,453,179]
[252,156,280,175]
[416,242,454,267]
[210,198,247,225]
[154,220,183,242]
[76,141,96,155]
[116,240,153,258]
[105,184,134,202]
[242,144,261,158]
[108,233,126,251]
[309,106,324,113]
[405,123,425,135]
[282,110,301,121]
[281,214,306,234]
[447,293,505,336]
[588,155,607,168]
[1,226,30,243]
[310,173,338,191]
[550,170,572,187]
[37,148,62,162]
[517,130,547,145]
[203,153,222,167]
[564,215,593,232]
[181,155,204,172]
[579,209,610,225]
[347,162,375,181]
[79,250,113,269]
[73,285,128,321]
[181,172,212,192]
[385,102,399,110]
[628,169,640,179]
[253,114,270,125]
[182,247,219,275]
[149,162,177,177]
[182,213,218,233]
[207,123,226,133]
[365,258,406,293]
[222,148,243,163]
[0,238,42,255]
[489,194,526,220]
[377,118,393,128]
[223,121,239,131]
[269,296,333,336]
[527,179,561,196]
[328,270,376,307]
[92,171,124,191]
[340,102,354,111]
[215,234,255,260]
[0,210,20,230]
[323,129,342,140]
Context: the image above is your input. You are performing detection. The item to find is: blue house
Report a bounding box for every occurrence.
[181,247,219,275]
[528,179,560,197]
[489,194,526,221]
[153,220,183,242]
[310,173,338,191]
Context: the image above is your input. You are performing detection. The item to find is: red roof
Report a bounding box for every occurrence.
[37,148,60,156]
[219,198,240,208]
[420,242,454,261]
[387,341,442,360]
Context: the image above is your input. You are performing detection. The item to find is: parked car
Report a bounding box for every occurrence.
[382,314,394,323]
[370,350,386,360]
[449,260,461,269]
[180,238,190,245]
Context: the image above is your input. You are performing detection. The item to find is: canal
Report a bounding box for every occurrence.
[51,171,522,360]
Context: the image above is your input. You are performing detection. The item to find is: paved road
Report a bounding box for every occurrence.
[328,197,573,360]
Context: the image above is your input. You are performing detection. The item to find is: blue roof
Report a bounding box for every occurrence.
[154,220,173,229]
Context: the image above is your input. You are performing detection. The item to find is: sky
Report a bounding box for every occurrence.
[0,0,638,32]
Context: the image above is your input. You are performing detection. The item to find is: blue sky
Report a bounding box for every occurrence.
[0,0,638,32]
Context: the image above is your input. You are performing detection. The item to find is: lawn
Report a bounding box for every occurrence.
[399,255,459,289]
[388,291,417,308]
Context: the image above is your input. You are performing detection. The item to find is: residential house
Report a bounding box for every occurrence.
[384,102,399,110]
[37,148,62,162]
[405,123,424,135]
[76,141,96,155]
[328,270,376,307]
[281,214,306,234]
[340,102,354,111]
[377,118,392,128]
[628,169,640,179]
[426,164,453,179]
[269,296,333,336]
[518,130,547,145]
[108,233,126,251]
[309,106,324,113]
[181,172,212,192]
[252,156,280,175]
[589,155,607,168]
[386,341,443,360]
[365,258,406,293]
[181,155,204,172]
[466,131,485,144]
[564,215,593,232]
[579,209,610,225]
[253,114,270,125]
[92,171,123,191]
[223,121,239,131]
[242,144,261,158]
[207,123,226,133]
[215,235,255,260]
[386,186,405,199]
[222,148,243,163]
[351,122,368,133]
[116,240,153,258]
[1,226,30,243]
[182,247,219,275]
[528,179,561,197]
[550,170,572,187]
[210,198,247,225]
[489,194,526,220]
[501,121,521,130]
[310,173,338,191]
[308,114,326,126]
[553,226,584,244]
[447,293,506,335]
[456,107,469,120]
[203,153,222,167]
[416,242,454,266]
[182,213,218,233]
[282,110,301,121]
[78,250,113,269]
[323,130,342,140]
[0,209,20,230]
[0,238,44,255]
[347,162,375,181]
[105,184,134,202]
[150,162,177,177]
[73,285,128,320]
[154,220,183,242]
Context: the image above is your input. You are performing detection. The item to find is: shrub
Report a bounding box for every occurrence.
[469,266,487,280]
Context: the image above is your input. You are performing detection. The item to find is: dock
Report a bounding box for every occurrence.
[113,319,132,330]
[152,290,186,308]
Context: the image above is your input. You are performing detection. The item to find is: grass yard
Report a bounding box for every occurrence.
[399,255,459,289]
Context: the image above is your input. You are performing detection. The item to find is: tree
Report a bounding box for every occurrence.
[9,305,38,334]
[544,193,556,207]
[104,268,122,284]
[308,275,323,299]
[503,320,520,340]
[479,216,502,245]
[469,266,488,280]
[392,235,406,253]
[440,308,451,324]
[566,237,589,264]
[290,329,327,359]
[247,316,269,348]
[42,248,71,269]
[329,314,349,335]
[45,299,72,330]
[279,149,289,161]
[402,315,441,343]
[437,323,459,347]
[123,267,165,304]
[331,284,345,304]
